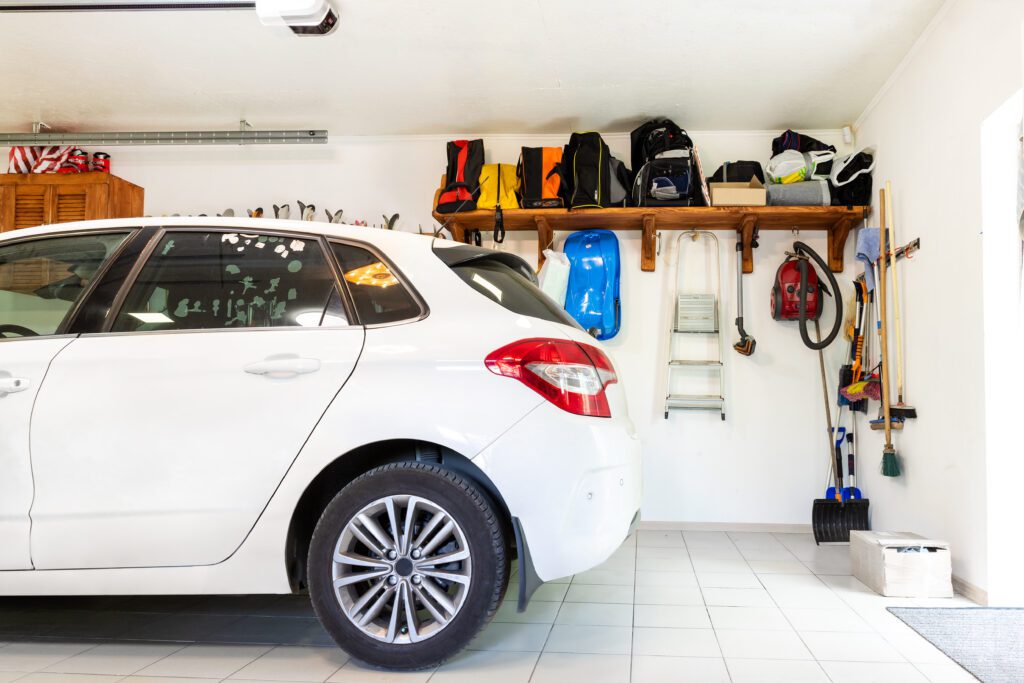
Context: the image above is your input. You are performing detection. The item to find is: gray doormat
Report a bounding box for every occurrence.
[888,607,1024,682]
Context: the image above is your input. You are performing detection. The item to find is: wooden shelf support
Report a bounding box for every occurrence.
[641,214,657,272]
[535,216,553,268]
[738,214,758,275]
[827,214,856,273]
[448,221,466,245]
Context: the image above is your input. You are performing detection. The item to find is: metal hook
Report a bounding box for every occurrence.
[656,231,663,256]
[792,227,800,236]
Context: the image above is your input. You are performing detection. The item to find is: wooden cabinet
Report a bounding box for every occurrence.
[0,173,144,233]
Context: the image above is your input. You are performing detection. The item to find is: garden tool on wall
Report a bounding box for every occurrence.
[884,181,917,420]
[326,209,344,223]
[732,228,758,356]
[875,187,901,476]
[273,204,290,220]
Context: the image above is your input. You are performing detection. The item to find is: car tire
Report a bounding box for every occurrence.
[308,461,508,670]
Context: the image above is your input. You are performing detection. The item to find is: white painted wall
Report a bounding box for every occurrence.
[35,128,857,529]
[853,0,1024,601]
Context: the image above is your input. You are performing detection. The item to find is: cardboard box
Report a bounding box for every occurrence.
[850,531,953,598]
[709,177,766,206]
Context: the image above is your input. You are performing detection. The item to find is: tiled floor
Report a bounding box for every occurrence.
[0,531,979,682]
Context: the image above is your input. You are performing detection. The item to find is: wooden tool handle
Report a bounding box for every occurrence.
[878,188,893,446]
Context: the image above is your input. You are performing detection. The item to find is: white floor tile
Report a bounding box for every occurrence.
[543,625,632,655]
[819,661,929,683]
[570,569,635,586]
[738,548,800,562]
[707,606,791,631]
[12,674,122,683]
[564,584,634,604]
[508,583,568,603]
[44,643,185,676]
[635,557,693,573]
[633,586,704,606]
[690,557,752,574]
[696,572,762,589]
[757,573,827,591]
[782,607,873,633]
[124,677,219,683]
[726,658,829,682]
[633,605,710,629]
[687,546,745,561]
[912,660,979,682]
[555,602,633,627]
[800,631,906,662]
[635,571,698,588]
[0,674,25,683]
[467,622,550,653]
[768,588,846,609]
[637,531,686,548]
[632,627,721,658]
[715,629,812,660]
[493,600,560,624]
[682,531,733,547]
[135,644,272,679]
[701,588,775,607]
[748,560,812,574]
[529,652,630,683]
[327,659,434,682]
[0,642,97,673]
[636,546,690,560]
[429,650,538,683]
[630,655,729,682]
[874,627,954,664]
[227,645,349,681]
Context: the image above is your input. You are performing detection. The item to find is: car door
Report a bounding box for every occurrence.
[0,229,132,569]
[30,226,365,569]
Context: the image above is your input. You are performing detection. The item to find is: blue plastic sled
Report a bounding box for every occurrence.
[563,229,621,340]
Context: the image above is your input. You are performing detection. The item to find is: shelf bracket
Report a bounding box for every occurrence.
[449,221,467,245]
[738,214,758,274]
[534,215,553,269]
[641,214,657,272]
[827,215,856,273]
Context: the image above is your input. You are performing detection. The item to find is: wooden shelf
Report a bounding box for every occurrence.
[432,183,867,274]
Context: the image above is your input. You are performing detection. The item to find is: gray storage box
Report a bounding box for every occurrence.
[850,530,953,598]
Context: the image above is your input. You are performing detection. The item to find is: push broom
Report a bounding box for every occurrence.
[884,181,916,420]
[877,187,900,476]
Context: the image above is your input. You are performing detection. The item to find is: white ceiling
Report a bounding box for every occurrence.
[0,0,943,135]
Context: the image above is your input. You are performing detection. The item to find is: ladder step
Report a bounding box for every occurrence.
[666,394,725,409]
[669,360,723,367]
[673,329,719,334]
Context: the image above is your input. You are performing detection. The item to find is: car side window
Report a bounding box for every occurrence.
[112,231,347,333]
[331,242,422,325]
[0,232,130,338]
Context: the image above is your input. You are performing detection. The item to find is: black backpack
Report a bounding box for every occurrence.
[629,118,702,207]
[564,132,629,209]
[771,130,836,177]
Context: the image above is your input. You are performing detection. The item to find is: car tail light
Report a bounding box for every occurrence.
[485,338,618,418]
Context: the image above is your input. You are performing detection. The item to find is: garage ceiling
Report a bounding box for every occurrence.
[0,0,943,135]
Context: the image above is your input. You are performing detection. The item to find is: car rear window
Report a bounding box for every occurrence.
[435,244,581,329]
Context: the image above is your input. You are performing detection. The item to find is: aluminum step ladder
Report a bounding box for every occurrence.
[664,230,725,420]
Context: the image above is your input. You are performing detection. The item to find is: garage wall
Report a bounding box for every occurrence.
[852,0,1024,602]
[80,129,857,530]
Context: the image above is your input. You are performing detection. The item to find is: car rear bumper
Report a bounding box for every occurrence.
[472,402,642,582]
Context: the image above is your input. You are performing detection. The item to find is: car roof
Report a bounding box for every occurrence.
[0,216,437,251]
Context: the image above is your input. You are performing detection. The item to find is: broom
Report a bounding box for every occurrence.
[884,181,916,419]
[878,188,900,476]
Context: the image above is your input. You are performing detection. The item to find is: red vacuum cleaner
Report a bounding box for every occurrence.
[772,242,869,544]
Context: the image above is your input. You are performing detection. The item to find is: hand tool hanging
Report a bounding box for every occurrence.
[884,181,916,420]
[874,187,901,476]
[733,228,758,355]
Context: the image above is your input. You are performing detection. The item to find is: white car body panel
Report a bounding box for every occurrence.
[0,217,641,595]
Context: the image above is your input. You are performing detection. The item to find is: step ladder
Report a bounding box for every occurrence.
[664,230,725,420]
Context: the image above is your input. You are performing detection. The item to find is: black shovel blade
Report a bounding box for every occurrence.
[812,498,870,544]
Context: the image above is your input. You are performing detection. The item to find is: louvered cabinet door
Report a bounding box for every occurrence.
[8,184,51,230]
[52,184,107,224]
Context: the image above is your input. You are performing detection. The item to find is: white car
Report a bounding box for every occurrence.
[0,217,641,669]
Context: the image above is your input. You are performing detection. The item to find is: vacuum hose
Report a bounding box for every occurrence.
[793,241,842,351]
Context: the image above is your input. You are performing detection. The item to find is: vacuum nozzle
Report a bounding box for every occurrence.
[733,336,756,356]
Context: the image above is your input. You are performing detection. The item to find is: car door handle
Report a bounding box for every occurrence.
[243,357,321,377]
[0,377,30,394]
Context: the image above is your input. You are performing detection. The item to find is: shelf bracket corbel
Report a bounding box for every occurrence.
[738,214,758,274]
[534,215,553,269]
[827,215,856,273]
[641,214,657,272]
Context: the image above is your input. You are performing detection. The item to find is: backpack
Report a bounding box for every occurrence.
[436,139,484,214]
[564,132,630,209]
[829,149,875,206]
[517,147,564,208]
[708,160,765,185]
[629,118,702,206]
[477,164,520,210]
[771,130,836,176]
